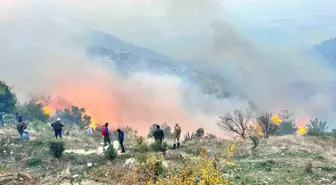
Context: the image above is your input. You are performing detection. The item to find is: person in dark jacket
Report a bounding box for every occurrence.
[152,125,164,145]
[0,113,4,127]
[117,129,125,153]
[51,118,64,139]
[16,113,23,123]
[102,123,111,147]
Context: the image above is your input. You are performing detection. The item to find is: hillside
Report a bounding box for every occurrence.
[0,122,335,185]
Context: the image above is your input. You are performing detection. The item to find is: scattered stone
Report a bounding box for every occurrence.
[112,140,119,150]
[125,158,136,168]
[72,174,79,178]
[87,163,93,167]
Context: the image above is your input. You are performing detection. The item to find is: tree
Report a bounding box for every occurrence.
[217,109,252,139]
[0,81,17,113]
[54,106,88,127]
[147,123,173,138]
[307,118,327,136]
[275,110,297,136]
[16,100,49,122]
[257,112,278,138]
[195,128,205,138]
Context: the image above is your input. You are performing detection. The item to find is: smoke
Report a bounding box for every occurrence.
[0,0,335,134]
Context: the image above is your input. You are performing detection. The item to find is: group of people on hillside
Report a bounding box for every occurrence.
[101,123,182,153]
[10,113,182,153]
[14,113,65,141]
[152,124,181,149]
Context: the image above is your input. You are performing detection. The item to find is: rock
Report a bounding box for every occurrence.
[72,174,79,178]
[87,163,93,167]
[97,147,104,155]
[113,140,119,150]
[162,161,169,168]
[125,158,136,167]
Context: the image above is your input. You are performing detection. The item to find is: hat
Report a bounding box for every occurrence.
[57,118,61,121]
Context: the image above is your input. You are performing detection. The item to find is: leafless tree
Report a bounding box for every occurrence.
[257,112,278,138]
[217,109,252,139]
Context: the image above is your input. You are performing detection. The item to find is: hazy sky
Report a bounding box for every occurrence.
[1,0,336,133]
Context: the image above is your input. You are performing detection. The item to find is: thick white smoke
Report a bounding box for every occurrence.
[0,0,335,134]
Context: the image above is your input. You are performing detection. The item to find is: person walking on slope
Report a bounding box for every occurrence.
[153,125,164,145]
[51,118,64,139]
[17,121,29,141]
[117,129,125,153]
[0,113,4,127]
[172,123,181,149]
[102,123,111,147]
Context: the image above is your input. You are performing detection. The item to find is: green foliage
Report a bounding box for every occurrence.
[134,136,149,153]
[16,100,49,122]
[0,81,17,113]
[49,140,65,158]
[275,110,297,135]
[332,128,336,138]
[147,123,173,138]
[307,118,327,136]
[257,112,278,138]
[275,121,297,136]
[55,106,91,128]
[304,162,313,174]
[105,146,117,161]
[26,156,42,167]
[150,142,163,152]
[135,153,147,164]
[250,136,260,149]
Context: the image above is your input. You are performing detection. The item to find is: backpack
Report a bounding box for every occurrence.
[101,126,107,136]
[22,122,27,129]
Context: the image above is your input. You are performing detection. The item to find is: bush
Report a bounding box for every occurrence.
[16,100,49,122]
[49,141,65,158]
[26,156,42,167]
[275,121,297,136]
[304,162,313,174]
[307,118,328,136]
[332,128,336,138]
[257,112,278,138]
[0,81,17,113]
[150,142,163,152]
[135,136,148,153]
[105,146,117,161]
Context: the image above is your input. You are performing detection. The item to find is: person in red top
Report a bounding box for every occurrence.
[102,123,111,146]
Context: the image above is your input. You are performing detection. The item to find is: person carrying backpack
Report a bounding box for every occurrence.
[117,129,125,153]
[51,118,64,139]
[102,123,111,146]
[17,121,29,141]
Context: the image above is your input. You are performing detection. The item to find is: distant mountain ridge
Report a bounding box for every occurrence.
[314,37,336,68]
[86,30,231,99]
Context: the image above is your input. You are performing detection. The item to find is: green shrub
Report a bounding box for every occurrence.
[49,140,65,158]
[26,156,42,167]
[304,162,313,174]
[135,153,147,164]
[105,146,117,161]
[307,118,327,136]
[134,136,148,153]
[136,144,149,153]
[150,142,163,152]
